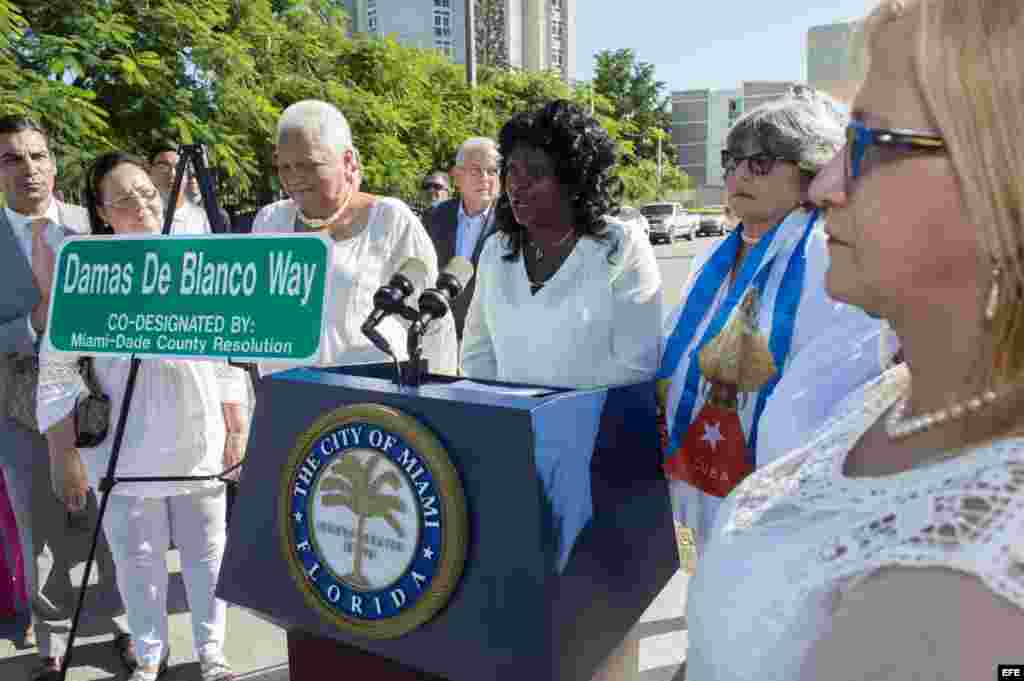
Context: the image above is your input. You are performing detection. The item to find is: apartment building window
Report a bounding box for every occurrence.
[433,11,451,37]
[552,48,563,68]
[368,10,377,31]
[433,0,451,7]
[551,0,562,8]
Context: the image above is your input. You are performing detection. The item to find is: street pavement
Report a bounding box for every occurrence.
[0,234,721,681]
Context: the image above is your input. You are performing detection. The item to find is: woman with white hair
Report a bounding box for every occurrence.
[253,100,455,374]
[686,1,1024,677]
[657,87,887,554]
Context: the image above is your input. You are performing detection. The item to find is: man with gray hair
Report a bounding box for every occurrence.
[423,136,500,343]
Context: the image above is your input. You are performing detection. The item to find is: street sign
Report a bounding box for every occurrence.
[45,233,332,361]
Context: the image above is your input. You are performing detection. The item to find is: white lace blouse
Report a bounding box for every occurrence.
[686,365,1024,680]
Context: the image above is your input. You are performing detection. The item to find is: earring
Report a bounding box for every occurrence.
[985,262,1002,322]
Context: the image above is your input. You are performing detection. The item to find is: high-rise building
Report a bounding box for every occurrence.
[671,81,794,205]
[342,0,575,82]
[807,21,865,103]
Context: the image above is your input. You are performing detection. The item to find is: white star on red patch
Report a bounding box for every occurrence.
[701,422,724,451]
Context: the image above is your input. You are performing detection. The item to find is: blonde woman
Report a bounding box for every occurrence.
[685,1,1024,679]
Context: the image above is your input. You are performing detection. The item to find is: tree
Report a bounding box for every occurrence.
[617,159,691,206]
[319,452,408,589]
[592,48,673,165]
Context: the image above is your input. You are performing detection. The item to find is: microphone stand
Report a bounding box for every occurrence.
[58,144,239,681]
[403,321,428,387]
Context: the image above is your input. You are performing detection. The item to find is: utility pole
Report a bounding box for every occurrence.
[656,133,663,199]
[465,0,476,87]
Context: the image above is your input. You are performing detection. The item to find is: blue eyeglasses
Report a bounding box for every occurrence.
[845,119,946,183]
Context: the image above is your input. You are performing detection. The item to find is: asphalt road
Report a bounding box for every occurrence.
[0,234,723,681]
[653,234,724,313]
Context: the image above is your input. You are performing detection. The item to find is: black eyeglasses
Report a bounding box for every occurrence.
[845,119,946,184]
[423,183,447,191]
[721,151,794,178]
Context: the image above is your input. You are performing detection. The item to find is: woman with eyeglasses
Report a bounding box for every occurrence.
[684,1,1024,678]
[657,87,888,556]
[38,152,248,681]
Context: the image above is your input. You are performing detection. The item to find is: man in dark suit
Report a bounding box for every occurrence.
[0,116,127,680]
[422,137,500,346]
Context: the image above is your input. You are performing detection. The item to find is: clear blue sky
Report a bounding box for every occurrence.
[574,0,872,91]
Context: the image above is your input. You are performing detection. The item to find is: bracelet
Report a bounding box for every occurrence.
[226,431,248,439]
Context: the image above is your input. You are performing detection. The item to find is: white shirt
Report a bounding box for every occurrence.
[686,366,1024,680]
[461,219,662,389]
[169,200,211,235]
[455,201,491,260]
[37,354,247,498]
[252,197,457,375]
[5,200,61,261]
[6,201,66,342]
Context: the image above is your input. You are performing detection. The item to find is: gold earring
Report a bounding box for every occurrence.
[985,262,1002,322]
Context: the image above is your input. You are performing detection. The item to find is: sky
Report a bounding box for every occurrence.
[574,0,873,92]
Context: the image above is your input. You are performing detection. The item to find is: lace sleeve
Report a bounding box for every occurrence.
[37,354,86,433]
[837,453,1024,612]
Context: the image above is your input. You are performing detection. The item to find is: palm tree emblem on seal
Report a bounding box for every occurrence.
[319,451,409,589]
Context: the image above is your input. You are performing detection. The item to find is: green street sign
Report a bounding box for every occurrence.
[45,233,332,361]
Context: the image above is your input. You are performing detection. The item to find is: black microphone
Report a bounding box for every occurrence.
[413,256,475,331]
[361,258,428,355]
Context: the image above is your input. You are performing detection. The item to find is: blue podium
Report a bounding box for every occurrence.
[218,363,678,681]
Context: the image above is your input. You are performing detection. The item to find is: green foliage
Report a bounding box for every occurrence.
[591,48,674,166]
[617,158,692,206]
[3,1,676,211]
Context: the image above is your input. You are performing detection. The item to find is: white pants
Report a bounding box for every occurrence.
[103,486,227,667]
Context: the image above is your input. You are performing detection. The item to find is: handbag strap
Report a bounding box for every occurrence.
[77,357,106,397]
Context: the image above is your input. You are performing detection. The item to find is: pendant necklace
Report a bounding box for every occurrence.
[531,228,576,261]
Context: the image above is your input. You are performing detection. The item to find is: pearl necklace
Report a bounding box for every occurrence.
[297,187,355,231]
[885,386,1005,440]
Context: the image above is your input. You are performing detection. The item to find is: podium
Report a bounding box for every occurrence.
[218,363,678,681]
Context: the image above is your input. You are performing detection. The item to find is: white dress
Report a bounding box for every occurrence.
[252,197,457,375]
[461,218,662,388]
[686,365,1024,680]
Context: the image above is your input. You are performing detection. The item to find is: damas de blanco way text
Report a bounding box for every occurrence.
[60,249,318,306]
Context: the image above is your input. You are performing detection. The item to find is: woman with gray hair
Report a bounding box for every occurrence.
[252,100,455,374]
[657,87,887,553]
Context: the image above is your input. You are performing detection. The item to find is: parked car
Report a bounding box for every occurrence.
[641,202,693,243]
[696,213,726,237]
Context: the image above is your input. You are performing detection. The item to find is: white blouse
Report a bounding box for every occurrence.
[252,197,456,375]
[461,218,662,389]
[37,356,247,498]
[686,365,1024,680]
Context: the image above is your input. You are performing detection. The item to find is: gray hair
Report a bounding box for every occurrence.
[455,137,499,166]
[276,100,355,159]
[726,85,847,176]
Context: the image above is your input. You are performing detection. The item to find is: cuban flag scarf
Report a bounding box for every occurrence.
[656,208,818,497]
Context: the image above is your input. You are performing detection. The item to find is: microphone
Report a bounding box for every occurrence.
[361,258,429,355]
[413,256,475,331]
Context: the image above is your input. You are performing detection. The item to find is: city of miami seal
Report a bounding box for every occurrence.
[280,403,468,639]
